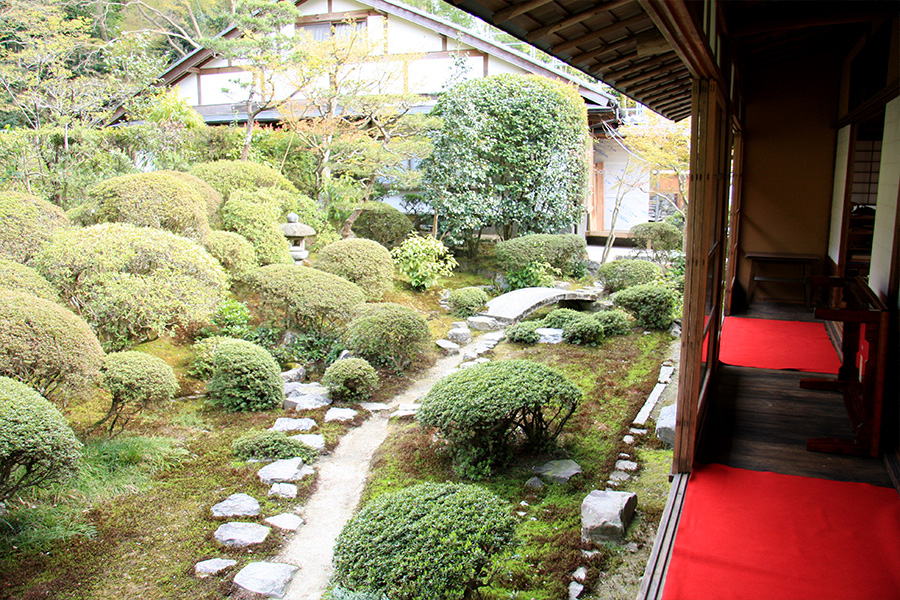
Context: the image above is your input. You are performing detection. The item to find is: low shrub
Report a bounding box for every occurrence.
[495,234,586,276]
[232,430,317,463]
[418,360,581,477]
[631,221,683,260]
[0,259,59,301]
[506,319,543,344]
[543,308,585,329]
[322,358,379,403]
[164,171,224,227]
[0,377,82,501]
[248,327,344,373]
[447,287,489,318]
[314,239,394,301]
[506,261,555,290]
[0,290,104,404]
[344,303,430,371]
[222,190,292,265]
[206,339,283,412]
[94,352,178,437]
[391,235,457,290]
[562,315,605,346]
[0,191,70,263]
[333,482,516,600]
[593,309,633,337]
[614,283,677,330]
[204,298,252,339]
[190,335,234,379]
[188,160,298,200]
[596,259,662,293]
[351,202,413,249]
[205,230,257,276]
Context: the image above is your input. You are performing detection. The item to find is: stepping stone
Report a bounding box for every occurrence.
[233,561,299,598]
[284,395,330,411]
[283,383,331,411]
[633,383,667,426]
[572,566,587,583]
[359,402,391,412]
[461,350,477,361]
[618,453,631,459]
[270,417,316,433]
[535,459,582,484]
[268,483,298,499]
[659,365,676,384]
[569,581,585,599]
[451,321,469,329]
[446,328,472,344]
[195,558,237,578]
[289,433,325,451]
[615,459,639,472]
[535,327,564,344]
[280,367,306,383]
[525,476,545,491]
[284,382,328,398]
[623,435,635,445]
[324,407,357,422]
[214,522,270,547]
[629,427,648,436]
[265,513,303,531]
[211,493,260,518]
[436,339,460,355]
[475,357,490,364]
[458,360,478,369]
[471,343,493,355]
[257,457,315,485]
[609,470,631,484]
[483,330,506,342]
[467,316,502,331]
[581,490,637,544]
[655,404,677,446]
[392,403,420,418]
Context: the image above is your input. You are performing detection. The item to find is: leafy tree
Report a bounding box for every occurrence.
[93,351,178,437]
[617,111,691,208]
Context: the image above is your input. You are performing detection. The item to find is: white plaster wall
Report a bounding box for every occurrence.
[175,77,199,105]
[200,72,252,104]
[408,57,456,94]
[331,0,365,12]
[595,141,650,231]
[300,0,330,15]
[828,126,852,264]
[367,15,387,53]
[387,18,443,53]
[868,97,900,299]
[485,55,528,77]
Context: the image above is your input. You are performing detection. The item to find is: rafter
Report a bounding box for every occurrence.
[493,0,555,24]
[569,35,638,66]
[525,0,635,42]
[551,13,646,55]
[597,51,676,82]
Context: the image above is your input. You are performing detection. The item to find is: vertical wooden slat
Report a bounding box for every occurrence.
[723,126,744,315]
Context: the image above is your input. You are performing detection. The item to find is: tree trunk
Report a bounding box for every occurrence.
[241,108,256,161]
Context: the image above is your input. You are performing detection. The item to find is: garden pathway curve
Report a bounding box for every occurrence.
[482,286,598,324]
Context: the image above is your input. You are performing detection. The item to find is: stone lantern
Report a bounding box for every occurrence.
[281,213,316,262]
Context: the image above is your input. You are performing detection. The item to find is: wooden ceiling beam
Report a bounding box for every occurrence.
[597,51,675,81]
[638,0,717,80]
[525,0,634,42]
[570,35,638,66]
[595,49,640,72]
[608,57,681,88]
[653,95,687,112]
[493,0,555,24]
[552,13,646,55]
[634,77,691,102]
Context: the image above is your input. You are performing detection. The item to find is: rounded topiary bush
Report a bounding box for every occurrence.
[34,223,228,350]
[344,303,430,371]
[351,202,413,249]
[596,259,662,293]
[206,339,283,412]
[0,258,59,301]
[87,172,212,243]
[495,233,586,276]
[506,319,543,344]
[206,230,257,276]
[630,221,683,254]
[222,190,292,266]
[593,309,632,337]
[314,239,394,301]
[248,264,366,334]
[418,360,581,477]
[232,430,317,463]
[96,351,178,436]
[0,377,82,501]
[322,358,378,403]
[613,283,677,330]
[163,171,224,227]
[333,482,517,600]
[562,315,605,346]
[542,308,585,330]
[190,335,234,379]
[0,191,70,264]
[447,287,489,318]
[189,160,298,200]
[0,290,103,404]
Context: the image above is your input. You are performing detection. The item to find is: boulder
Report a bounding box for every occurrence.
[656,404,677,446]
[280,367,306,383]
[359,402,391,412]
[265,513,303,531]
[446,328,472,344]
[569,581,584,599]
[289,433,325,451]
[257,457,315,485]
[270,417,316,433]
[535,327,564,344]
[214,522,270,547]
[451,321,469,330]
[615,459,639,472]
[233,561,299,598]
[283,382,331,411]
[268,483,298,499]
[195,558,237,578]
[581,490,637,543]
[482,330,507,343]
[525,476,545,491]
[284,382,329,398]
[324,407,357,422]
[535,459,582,484]
[467,316,502,331]
[211,493,260,518]
[436,339,460,355]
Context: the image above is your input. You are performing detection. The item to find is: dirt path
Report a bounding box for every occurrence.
[279,349,467,600]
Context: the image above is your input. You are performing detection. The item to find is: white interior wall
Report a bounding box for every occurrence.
[868,97,900,299]
[828,126,852,264]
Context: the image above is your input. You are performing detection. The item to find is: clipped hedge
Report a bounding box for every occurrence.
[630,221,683,254]
[232,430,317,463]
[333,482,516,600]
[0,191,70,264]
[97,351,178,435]
[542,308,585,330]
[614,283,677,330]
[222,190,292,265]
[506,319,543,344]
[322,358,378,403]
[0,290,103,404]
[189,160,298,200]
[206,230,257,276]
[190,336,233,379]
[418,360,581,477]
[206,339,283,412]
[596,259,662,293]
[344,303,430,371]
[0,259,59,301]
[593,309,632,337]
[447,287,489,318]
[314,239,394,301]
[0,377,82,501]
[562,315,605,346]
[351,202,413,249]
[494,233,586,276]
[164,170,224,227]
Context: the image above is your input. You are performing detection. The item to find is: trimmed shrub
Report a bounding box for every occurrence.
[593,309,632,337]
[351,202,413,249]
[206,339,283,412]
[205,230,257,276]
[562,315,605,346]
[188,160,298,200]
[447,287,489,318]
[390,235,457,290]
[0,259,59,301]
[418,360,581,477]
[0,377,82,501]
[0,191,70,263]
[614,284,677,330]
[34,223,229,350]
[232,430,317,463]
[543,308,585,330]
[506,261,555,290]
[279,191,339,251]
[0,290,103,404]
[333,482,516,600]
[506,319,543,344]
[222,190,292,265]
[314,239,394,301]
[190,336,233,379]
[247,264,366,334]
[95,352,178,436]
[344,303,430,371]
[164,170,224,227]
[322,358,379,403]
[495,234,586,276]
[631,221,683,258]
[204,298,252,339]
[87,172,212,243]
[596,259,663,293]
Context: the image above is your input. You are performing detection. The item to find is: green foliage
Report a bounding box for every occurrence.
[351,202,413,249]
[495,234,587,276]
[221,190,292,265]
[205,230,257,276]
[614,284,677,330]
[390,235,457,290]
[232,430,317,463]
[204,298,252,339]
[630,221,683,263]
[543,308,585,330]
[344,303,430,371]
[0,191,70,263]
[314,239,394,301]
[190,335,233,380]
[206,339,283,412]
[422,74,589,250]
[0,289,103,404]
[248,327,345,372]
[86,171,212,243]
[506,261,555,290]
[188,160,298,200]
[322,358,379,403]
[0,377,82,501]
[418,360,581,477]
[593,309,633,337]
[0,258,58,301]
[561,315,605,346]
[447,287,489,318]
[596,259,663,293]
[163,170,224,228]
[247,264,366,334]
[506,319,543,344]
[96,352,178,437]
[333,482,516,600]
[279,190,339,251]
[34,223,228,350]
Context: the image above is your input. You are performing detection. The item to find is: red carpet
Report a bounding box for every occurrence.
[718,317,841,373]
[662,464,900,600]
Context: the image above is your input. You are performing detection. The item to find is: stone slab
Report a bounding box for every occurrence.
[436,339,460,355]
[536,327,564,344]
[467,316,502,331]
[615,459,639,472]
[446,328,472,344]
[359,402,391,412]
[214,522,270,547]
[233,561,299,598]
[265,513,303,531]
[324,407,357,422]
[289,433,325,451]
[581,490,637,544]
[535,459,582,484]
[280,367,306,383]
[268,482,298,499]
[211,493,260,518]
[195,558,237,578]
[658,365,676,384]
[257,458,315,484]
[655,404,677,446]
[270,417,316,433]
[633,382,668,426]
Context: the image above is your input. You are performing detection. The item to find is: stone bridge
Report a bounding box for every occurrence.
[481,287,599,324]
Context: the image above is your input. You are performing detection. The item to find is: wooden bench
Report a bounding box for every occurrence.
[745,252,821,307]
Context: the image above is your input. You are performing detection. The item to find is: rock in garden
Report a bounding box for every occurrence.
[569,581,584,599]
[391,403,420,418]
[609,470,631,484]
[211,493,260,518]
[474,357,490,364]
[554,281,572,290]
[265,513,303,531]
[446,327,472,344]
[535,459,582,484]
[581,490,637,543]
[572,566,587,583]
[525,476,545,491]
[467,316,501,331]
[195,558,237,578]
[658,365,676,384]
[655,404,677,446]
[629,427,647,436]
[289,433,325,451]
[615,460,639,472]
[451,321,469,329]
[280,367,306,383]
[458,360,478,369]
[233,561,299,598]
[536,327,564,344]
[284,382,329,399]
[214,522,271,547]
[483,330,506,342]
[436,339,460,355]
[623,435,635,445]
[284,394,331,411]
[257,457,315,485]
[324,407,357,422]
[270,417,316,433]
[359,402,391,412]
[461,350,477,361]
[268,482,298,499]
